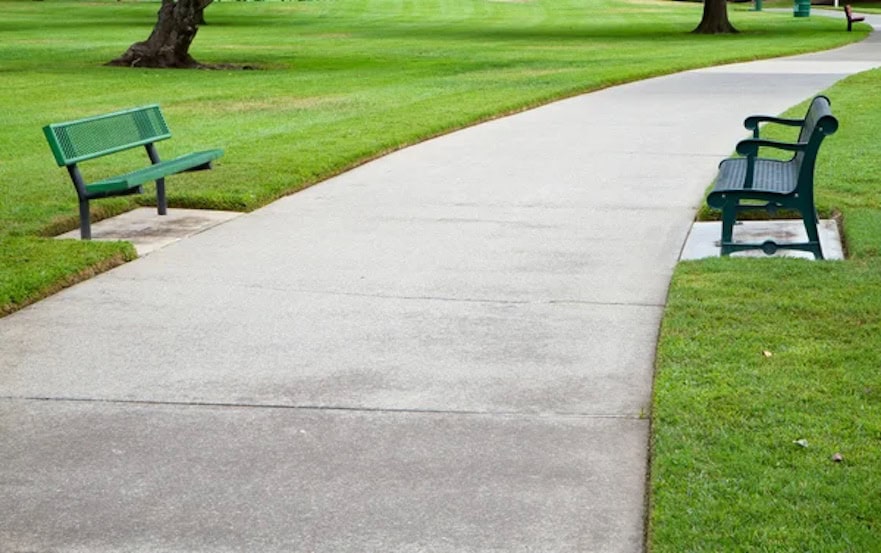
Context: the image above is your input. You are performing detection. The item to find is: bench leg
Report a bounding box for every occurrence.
[720,204,737,256]
[79,199,91,240]
[156,176,167,216]
[802,209,824,260]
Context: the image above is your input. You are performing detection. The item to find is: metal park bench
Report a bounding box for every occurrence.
[706,95,839,260]
[43,105,223,239]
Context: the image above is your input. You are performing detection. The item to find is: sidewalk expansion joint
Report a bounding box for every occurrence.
[1,395,647,421]
[103,275,665,307]
[197,284,666,309]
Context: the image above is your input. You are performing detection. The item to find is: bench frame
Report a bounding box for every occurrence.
[706,95,839,260]
[845,4,865,32]
[43,105,223,239]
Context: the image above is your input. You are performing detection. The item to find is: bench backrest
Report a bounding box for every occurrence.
[794,95,838,190]
[795,95,837,161]
[43,105,171,167]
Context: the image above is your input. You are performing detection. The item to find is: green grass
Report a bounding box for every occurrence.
[0,236,137,315]
[0,0,865,315]
[853,3,881,14]
[650,70,881,552]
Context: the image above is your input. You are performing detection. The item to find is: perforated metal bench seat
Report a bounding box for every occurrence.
[87,149,223,195]
[711,157,799,197]
[43,104,224,239]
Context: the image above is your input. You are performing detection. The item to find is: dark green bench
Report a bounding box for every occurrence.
[43,104,223,239]
[706,95,838,260]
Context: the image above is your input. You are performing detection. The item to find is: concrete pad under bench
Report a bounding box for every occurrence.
[55,208,242,256]
[681,219,844,261]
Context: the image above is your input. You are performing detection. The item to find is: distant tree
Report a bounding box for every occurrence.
[694,0,737,34]
[108,0,213,68]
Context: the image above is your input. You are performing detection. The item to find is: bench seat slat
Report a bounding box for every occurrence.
[713,158,799,195]
[85,149,223,195]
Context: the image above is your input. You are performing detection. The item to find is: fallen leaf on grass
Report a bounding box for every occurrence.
[763,350,773,358]
[793,438,809,448]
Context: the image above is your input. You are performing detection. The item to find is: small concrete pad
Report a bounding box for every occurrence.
[55,208,242,256]
[680,219,844,260]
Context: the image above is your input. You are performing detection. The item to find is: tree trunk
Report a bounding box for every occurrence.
[107,0,213,68]
[693,0,738,34]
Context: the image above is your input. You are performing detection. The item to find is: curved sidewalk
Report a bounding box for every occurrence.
[3,27,881,553]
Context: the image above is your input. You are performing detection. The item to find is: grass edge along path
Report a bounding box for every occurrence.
[649,69,881,552]
[0,237,137,317]
[0,0,868,316]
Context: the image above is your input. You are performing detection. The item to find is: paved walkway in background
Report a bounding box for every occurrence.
[3,17,881,553]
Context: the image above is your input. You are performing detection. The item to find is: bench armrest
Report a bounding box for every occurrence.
[744,115,804,138]
[735,138,806,157]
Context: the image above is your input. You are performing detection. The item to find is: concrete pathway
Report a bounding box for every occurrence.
[3,24,881,553]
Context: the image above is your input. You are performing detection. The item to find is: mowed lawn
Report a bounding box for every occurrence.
[651,68,881,552]
[0,0,864,314]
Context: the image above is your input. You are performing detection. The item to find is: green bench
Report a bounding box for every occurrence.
[706,95,838,260]
[43,104,223,239]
